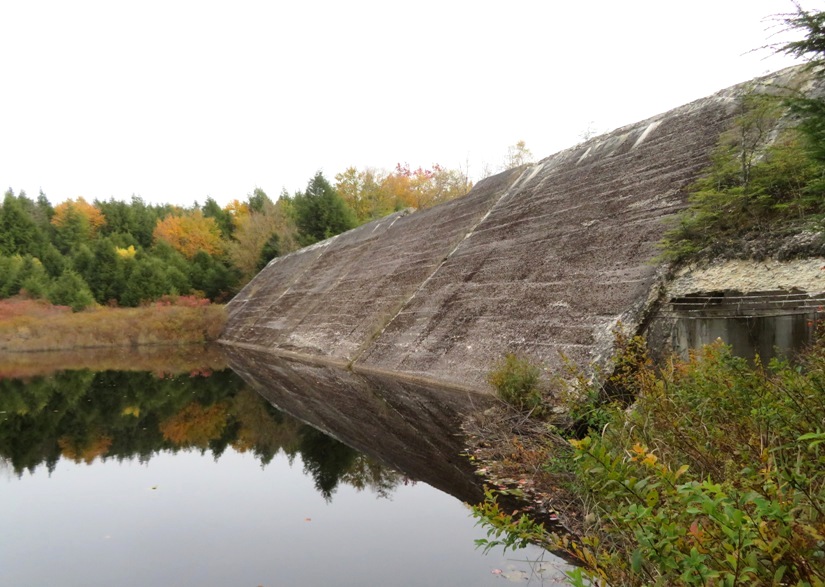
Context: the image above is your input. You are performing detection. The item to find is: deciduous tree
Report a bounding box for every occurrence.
[152,210,224,259]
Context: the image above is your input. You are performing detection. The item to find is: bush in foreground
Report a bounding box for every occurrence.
[487,352,544,413]
[475,339,825,586]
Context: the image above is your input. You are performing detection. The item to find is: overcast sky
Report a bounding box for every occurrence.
[0,1,812,208]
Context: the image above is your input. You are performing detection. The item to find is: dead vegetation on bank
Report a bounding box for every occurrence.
[0,297,226,353]
[462,403,584,536]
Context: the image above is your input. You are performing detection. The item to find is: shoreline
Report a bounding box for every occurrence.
[0,298,227,354]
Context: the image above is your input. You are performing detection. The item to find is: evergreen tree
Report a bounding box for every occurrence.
[48,269,95,311]
[257,232,281,271]
[20,257,50,298]
[53,205,93,254]
[88,238,126,304]
[203,197,234,239]
[0,190,41,256]
[0,255,25,297]
[776,5,825,167]
[120,256,178,307]
[293,172,357,246]
[189,251,237,302]
[38,243,66,278]
[248,187,273,214]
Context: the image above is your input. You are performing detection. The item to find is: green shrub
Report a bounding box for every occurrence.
[487,353,543,413]
[47,269,96,312]
[475,340,825,586]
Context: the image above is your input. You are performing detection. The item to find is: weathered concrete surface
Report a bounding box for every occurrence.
[221,66,814,391]
[222,168,525,370]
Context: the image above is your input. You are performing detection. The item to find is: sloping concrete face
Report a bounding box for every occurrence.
[221,67,809,391]
[222,168,525,366]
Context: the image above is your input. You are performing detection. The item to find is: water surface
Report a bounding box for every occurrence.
[1,347,567,586]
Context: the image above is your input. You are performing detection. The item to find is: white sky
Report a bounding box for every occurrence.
[0,0,813,208]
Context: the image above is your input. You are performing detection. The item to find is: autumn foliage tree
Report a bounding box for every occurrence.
[387,163,471,210]
[226,189,298,281]
[159,402,229,448]
[335,163,472,223]
[335,167,392,223]
[152,210,224,259]
[51,197,106,234]
[503,140,533,169]
[51,197,107,253]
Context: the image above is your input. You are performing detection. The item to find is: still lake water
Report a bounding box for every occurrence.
[0,346,568,586]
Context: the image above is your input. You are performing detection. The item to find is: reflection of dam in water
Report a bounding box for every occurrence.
[221,344,569,558]
[221,344,492,506]
[650,290,825,361]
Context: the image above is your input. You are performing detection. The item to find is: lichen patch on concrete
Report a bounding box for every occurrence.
[669,258,825,296]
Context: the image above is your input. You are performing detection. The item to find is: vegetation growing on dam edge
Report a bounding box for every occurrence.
[469,333,825,586]
[660,6,825,264]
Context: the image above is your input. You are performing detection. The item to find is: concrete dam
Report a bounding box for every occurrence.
[220,66,825,394]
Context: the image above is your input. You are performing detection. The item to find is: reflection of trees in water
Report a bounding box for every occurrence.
[0,368,402,500]
[342,453,411,500]
[299,427,358,500]
[298,427,407,501]
[0,456,14,481]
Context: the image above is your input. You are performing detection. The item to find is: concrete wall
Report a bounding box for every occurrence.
[221,66,811,392]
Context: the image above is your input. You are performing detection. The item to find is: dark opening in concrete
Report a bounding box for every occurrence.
[649,290,825,361]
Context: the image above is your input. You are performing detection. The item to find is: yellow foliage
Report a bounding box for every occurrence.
[115,245,137,259]
[224,199,250,228]
[153,211,223,259]
[227,198,298,280]
[121,405,141,417]
[335,163,472,223]
[51,197,106,234]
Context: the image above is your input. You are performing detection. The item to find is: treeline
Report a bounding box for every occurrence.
[0,164,471,310]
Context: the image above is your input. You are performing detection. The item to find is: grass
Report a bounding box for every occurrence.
[0,297,227,353]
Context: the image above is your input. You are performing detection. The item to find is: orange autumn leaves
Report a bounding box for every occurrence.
[153,210,224,259]
[58,434,113,464]
[53,198,225,260]
[334,163,472,224]
[51,197,107,237]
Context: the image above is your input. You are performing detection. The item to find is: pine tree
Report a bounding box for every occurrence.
[293,172,357,246]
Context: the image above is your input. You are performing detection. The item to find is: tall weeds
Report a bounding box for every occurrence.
[0,298,226,352]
